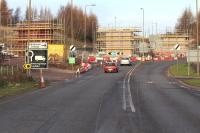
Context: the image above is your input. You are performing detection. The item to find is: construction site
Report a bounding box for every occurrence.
[0,20,69,63]
[96,27,143,57]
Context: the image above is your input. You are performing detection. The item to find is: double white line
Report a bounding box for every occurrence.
[123,63,140,113]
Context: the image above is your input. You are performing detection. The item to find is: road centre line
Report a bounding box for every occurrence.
[122,64,140,113]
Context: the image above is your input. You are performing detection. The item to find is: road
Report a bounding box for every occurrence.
[0,61,200,133]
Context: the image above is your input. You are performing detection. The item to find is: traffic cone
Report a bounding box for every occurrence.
[40,75,46,88]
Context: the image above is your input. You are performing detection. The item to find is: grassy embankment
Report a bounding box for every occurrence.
[169,63,200,87]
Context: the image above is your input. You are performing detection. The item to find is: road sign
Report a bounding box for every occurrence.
[111,52,117,57]
[187,50,200,62]
[70,45,76,52]
[28,42,48,69]
[174,44,181,50]
[23,64,32,70]
[69,57,75,64]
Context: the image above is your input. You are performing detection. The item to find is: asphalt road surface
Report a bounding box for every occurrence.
[0,62,200,133]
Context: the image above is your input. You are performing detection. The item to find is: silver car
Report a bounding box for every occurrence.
[120,57,131,66]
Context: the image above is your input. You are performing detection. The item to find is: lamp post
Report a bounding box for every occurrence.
[71,0,74,50]
[92,21,96,52]
[196,0,199,76]
[84,4,96,59]
[140,8,145,58]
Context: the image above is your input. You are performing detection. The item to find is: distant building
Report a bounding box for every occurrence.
[149,33,189,57]
[9,21,64,56]
[96,27,142,57]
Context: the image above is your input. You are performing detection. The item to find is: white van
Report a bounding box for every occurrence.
[35,56,46,61]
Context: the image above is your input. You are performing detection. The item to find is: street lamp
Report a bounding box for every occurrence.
[84,4,96,58]
[196,0,199,75]
[140,8,145,58]
[71,0,74,50]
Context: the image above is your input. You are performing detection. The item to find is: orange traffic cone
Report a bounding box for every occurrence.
[40,76,46,88]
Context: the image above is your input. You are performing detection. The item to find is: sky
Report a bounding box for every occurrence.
[6,0,197,34]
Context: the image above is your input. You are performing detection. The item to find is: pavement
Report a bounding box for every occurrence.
[0,61,200,133]
[31,67,75,82]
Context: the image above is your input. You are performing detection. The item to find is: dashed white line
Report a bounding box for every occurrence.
[147,81,153,84]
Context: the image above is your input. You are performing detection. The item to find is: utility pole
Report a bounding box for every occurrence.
[196,0,199,76]
[188,26,190,76]
[141,8,145,58]
[27,0,32,77]
[115,16,116,29]
[71,0,74,52]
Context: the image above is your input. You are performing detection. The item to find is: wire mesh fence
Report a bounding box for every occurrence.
[0,64,26,82]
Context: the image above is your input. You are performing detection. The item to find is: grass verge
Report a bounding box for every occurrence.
[169,63,198,77]
[183,79,200,87]
[0,80,38,98]
[169,63,200,88]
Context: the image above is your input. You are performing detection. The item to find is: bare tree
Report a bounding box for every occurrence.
[175,8,194,35]
[12,7,21,24]
[0,0,12,26]
[57,3,98,43]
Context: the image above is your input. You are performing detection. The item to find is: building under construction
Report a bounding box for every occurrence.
[150,33,189,57]
[8,21,65,57]
[96,27,142,57]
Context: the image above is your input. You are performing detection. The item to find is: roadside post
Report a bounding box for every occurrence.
[174,44,180,72]
[28,42,48,88]
[69,57,75,70]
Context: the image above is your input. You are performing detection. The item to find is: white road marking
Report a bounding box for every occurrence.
[127,78,136,112]
[181,85,185,88]
[147,81,153,84]
[169,82,176,84]
[122,64,139,113]
[123,77,127,111]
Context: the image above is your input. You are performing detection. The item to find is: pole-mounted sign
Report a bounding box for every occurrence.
[69,45,76,57]
[174,44,181,51]
[28,42,48,69]
[70,45,76,52]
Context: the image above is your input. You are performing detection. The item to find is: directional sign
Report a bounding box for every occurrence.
[187,50,200,62]
[28,42,48,69]
[111,52,117,57]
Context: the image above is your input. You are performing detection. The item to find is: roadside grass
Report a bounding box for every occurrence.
[169,63,199,77]
[0,80,38,98]
[169,63,200,87]
[183,79,200,87]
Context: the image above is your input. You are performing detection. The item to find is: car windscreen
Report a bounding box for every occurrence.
[105,63,116,66]
[122,58,129,60]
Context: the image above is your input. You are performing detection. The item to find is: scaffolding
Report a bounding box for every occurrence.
[6,21,64,56]
[96,27,142,56]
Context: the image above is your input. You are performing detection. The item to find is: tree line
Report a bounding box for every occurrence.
[0,0,98,43]
[175,7,200,47]
[57,3,98,42]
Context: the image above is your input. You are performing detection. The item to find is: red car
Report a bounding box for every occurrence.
[87,56,97,64]
[104,62,119,73]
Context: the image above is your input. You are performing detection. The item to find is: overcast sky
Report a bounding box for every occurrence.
[6,0,197,34]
